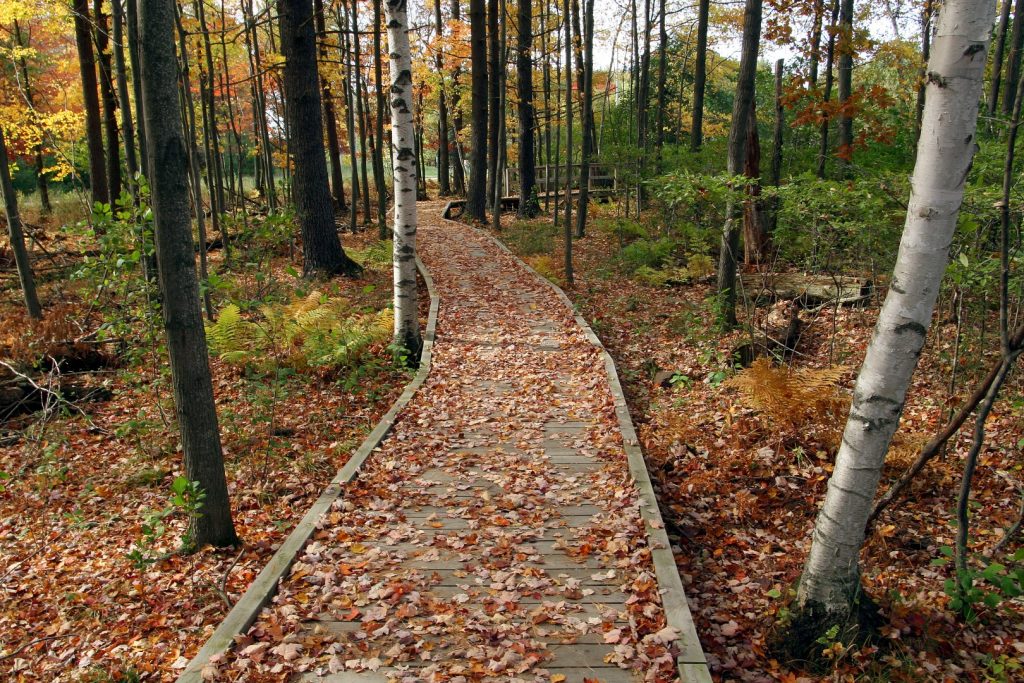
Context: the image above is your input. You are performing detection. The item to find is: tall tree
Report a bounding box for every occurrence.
[278,0,361,276]
[654,0,667,153]
[563,0,573,285]
[110,0,138,192]
[372,0,388,236]
[988,0,1012,115]
[715,0,762,327]
[836,0,854,175]
[690,0,710,150]
[574,0,594,238]
[816,0,840,178]
[11,21,51,214]
[486,0,500,207]
[139,0,237,549]
[434,0,452,196]
[72,0,109,206]
[0,125,42,319]
[383,0,422,359]
[314,0,347,210]
[1004,0,1024,115]
[788,0,994,650]
[467,0,488,219]
[93,0,122,202]
[516,0,538,216]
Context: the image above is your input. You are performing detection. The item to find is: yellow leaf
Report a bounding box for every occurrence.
[552,676,567,683]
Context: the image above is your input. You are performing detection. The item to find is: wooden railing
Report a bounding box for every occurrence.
[503,163,618,197]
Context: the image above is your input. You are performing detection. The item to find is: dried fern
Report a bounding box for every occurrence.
[727,358,849,442]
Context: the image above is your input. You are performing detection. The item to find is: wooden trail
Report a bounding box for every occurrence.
[182,202,708,682]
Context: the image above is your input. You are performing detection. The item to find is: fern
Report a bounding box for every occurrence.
[727,358,849,443]
[205,292,393,375]
[348,240,393,271]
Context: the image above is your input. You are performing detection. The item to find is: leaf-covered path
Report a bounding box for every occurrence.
[200,203,707,682]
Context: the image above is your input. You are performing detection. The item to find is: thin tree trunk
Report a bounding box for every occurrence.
[563,0,574,286]
[110,1,138,195]
[517,0,538,216]
[279,0,361,276]
[383,0,422,359]
[12,21,52,215]
[373,0,388,237]
[73,0,109,206]
[339,3,361,230]
[125,0,148,177]
[435,0,452,196]
[690,0,709,150]
[716,0,761,328]
[808,0,824,87]
[351,0,370,224]
[139,0,238,549]
[654,0,667,155]
[467,0,488,220]
[315,0,347,210]
[1004,0,1024,115]
[574,0,594,239]
[816,0,840,178]
[989,0,1014,115]
[486,0,500,210]
[914,0,933,141]
[792,0,994,643]
[94,0,122,203]
[0,127,42,319]
[541,3,552,212]
[836,0,854,176]
[768,58,784,233]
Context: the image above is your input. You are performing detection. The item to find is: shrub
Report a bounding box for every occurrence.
[618,237,678,273]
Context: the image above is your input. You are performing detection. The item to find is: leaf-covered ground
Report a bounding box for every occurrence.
[0,227,412,681]
[204,203,689,681]
[494,203,1024,682]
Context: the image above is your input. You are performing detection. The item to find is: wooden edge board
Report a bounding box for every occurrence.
[176,255,440,682]
[474,227,712,682]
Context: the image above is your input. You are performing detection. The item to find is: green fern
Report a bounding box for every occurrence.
[205,292,393,374]
[348,240,393,271]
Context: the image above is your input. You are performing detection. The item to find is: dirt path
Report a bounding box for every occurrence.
[202,203,704,682]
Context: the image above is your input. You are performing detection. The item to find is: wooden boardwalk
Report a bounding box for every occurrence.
[182,203,707,682]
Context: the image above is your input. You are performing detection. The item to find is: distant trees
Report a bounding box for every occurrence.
[0,125,42,320]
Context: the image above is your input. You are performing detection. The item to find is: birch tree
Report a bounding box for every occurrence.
[384,0,422,360]
[787,0,996,650]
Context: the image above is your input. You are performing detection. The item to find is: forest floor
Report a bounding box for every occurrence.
[491,201,1024,682]
[0,213,415,680]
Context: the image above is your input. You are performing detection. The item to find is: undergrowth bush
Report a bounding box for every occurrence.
[618,237,678,273]
[206,291,392,375]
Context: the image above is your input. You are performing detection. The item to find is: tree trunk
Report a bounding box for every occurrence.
[467,0,488,220]
[383,0,423,359]
[314,0,347,210]
[110,0,138,193]
[690,0,710,150]
[989,0,1013,115]
[0,127,42,319]
[914,0,933,141]
[278,0,360,277]
[574,0,594,239]
[351,0,371,225]
[126,0,149,177]
[790,0,994,649]
[486,0,500,209]
[434,0,452,196]
[139,0,238,549]
[654,0,667,154]
[768,58,784,233]
[517,0,538,216]
[73,0,109,206]
[816,0,840,178]
[808,0,824,87]
[372,0,389,237]
[563,0,574,286]
[338,3,361,230]
[836,0,854,175]
[716,0,761,328]
[12,21,52,215]
[1004,0,1024,115]
[94,0,122,203]
[742,98,767,263]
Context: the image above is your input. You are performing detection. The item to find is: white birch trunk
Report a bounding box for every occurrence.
[796,0,994,618]
[384,0,422,357]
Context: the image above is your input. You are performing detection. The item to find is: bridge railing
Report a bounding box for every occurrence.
[503,163,618,197]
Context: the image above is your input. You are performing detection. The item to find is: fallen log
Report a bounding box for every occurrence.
[741,272,872,307]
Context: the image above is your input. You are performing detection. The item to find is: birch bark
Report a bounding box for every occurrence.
[793,0,995,634]
[384,0,422,359]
